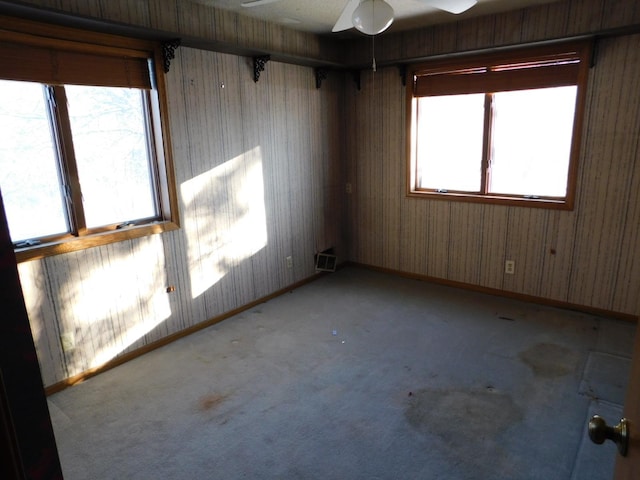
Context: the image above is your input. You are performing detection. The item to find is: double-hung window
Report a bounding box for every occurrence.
[407,40,592,208]
[0,17,179,261]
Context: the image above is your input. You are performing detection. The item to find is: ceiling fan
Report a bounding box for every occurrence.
[333,0,477,34]
[240,0,478,35]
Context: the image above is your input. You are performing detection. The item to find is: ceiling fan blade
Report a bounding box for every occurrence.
[332,0,360,32]
[419,0,477,14]
[241,0,282,8]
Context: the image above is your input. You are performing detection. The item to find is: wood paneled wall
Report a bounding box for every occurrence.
[10,0,640,388]
[344,0,640,316]
[15,1,344,387]
[344,0,640,65]
[10,0,342,63]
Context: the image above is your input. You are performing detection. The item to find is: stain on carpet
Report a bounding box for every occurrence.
[405,387,523,478]
[519,343,579,377]
[406,387,522,440]
[198,393,229,412]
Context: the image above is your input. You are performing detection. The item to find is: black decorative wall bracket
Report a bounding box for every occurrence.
[398,64,407,87]
[315,68,328,89]
[162,39,181,73]
[253,55,271,82]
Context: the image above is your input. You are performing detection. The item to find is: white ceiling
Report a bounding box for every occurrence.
[190,0,563,36]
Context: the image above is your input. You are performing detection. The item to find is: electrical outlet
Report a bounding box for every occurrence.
[60,332,75,352]
[286,256,293,269]
[345,183,352,194]
[505,260,515,275]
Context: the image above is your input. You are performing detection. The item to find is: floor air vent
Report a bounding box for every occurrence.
[315,253,337,272]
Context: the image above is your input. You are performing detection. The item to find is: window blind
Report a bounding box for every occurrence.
[413,41,591,97]
[0,36,152,89]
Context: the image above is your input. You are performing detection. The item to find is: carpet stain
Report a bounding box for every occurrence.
[405,387,522,440]
[198,393,229,412]
[519,343,578,377]
[405,387,523,477]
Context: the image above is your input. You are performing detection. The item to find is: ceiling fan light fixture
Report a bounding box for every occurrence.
[352,0,394,35]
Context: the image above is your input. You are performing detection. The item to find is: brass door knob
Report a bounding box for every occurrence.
[588,415,629,457]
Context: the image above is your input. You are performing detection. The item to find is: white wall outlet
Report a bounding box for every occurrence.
[505,260,515,275]
[286,256,293,269]
[60,332,75,351]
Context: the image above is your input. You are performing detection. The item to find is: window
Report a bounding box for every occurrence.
[0,17,179,262]
[407,41,592,208]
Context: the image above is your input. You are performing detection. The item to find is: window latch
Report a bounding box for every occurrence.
[116,222,136,229]
[14,239,41,248]
[436,189,448,193]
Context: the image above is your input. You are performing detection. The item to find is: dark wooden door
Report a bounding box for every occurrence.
[0,190,63,479]
[614,327,640,478]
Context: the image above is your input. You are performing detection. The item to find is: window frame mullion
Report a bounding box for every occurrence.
[480,93,493,195]
[49,84,87,237]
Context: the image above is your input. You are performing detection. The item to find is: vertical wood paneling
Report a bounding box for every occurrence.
[148,0,179,32]
[238,56,274,301]
[18,261,66,384]
[220,54,257,310]
[567,35,634,309]
[447,203,484,285]
[429,23,458,55]
[491,10,525,46]
[600,0,640,28]
[50,0,103,19]
[285,65,315,280]
[97,0,150,26]
[568,34,640,312]
[376,32,403,64]
[346,0,640,318]
[425,201,451,278]
[566,0,605,35]
[163,51,207,332]
[455,16,495,52]
[12,0,640,390]
[502,208,548,295]
[266,62,294,287]
[537,210,576,302]
[381,68,404,270]
[18,0,340,64]
[351,70,387,266]
[18,36,343,386]
[345,0,634,65]
[399,198,429,275]
[401,28,435,61]
[520,2,568,42]
[477,205,508,290]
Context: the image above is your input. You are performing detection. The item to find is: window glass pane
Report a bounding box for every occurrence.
[416,94,485,192]
[490,86,577,197]
[0,80,68,242]
[66,85,157,228]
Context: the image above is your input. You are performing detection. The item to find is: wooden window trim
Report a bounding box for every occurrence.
[406,40,592,210]
[1,16,180,263]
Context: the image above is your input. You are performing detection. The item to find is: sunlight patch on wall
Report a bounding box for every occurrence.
[67,235,171,373]
[181,146,268,299]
